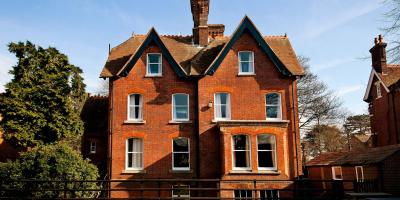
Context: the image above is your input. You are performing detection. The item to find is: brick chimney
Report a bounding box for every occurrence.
[191,0,209,46]
[370,35,388,74]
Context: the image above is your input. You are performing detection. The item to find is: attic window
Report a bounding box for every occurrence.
[238,51,254,75]
[147,53,162,76]
[375,81,382,98]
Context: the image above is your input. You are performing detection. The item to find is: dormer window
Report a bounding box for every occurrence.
[375,81,382,98]
[238,51,254,75]
[147,53,162,76]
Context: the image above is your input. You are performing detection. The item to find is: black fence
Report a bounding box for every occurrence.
[0,179,380,200]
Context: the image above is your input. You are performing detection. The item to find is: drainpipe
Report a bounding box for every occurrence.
[291,78,300,177]
[391,90,400,143]
[108,78,113,197]
[193,78,201,179]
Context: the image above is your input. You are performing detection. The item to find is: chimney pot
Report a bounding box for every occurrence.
[378,34,384,43]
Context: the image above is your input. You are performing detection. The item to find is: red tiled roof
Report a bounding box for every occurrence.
[306,144,400,167]
[100,33,304,78]
[378,64,400,88]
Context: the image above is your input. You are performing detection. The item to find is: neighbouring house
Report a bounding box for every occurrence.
[306,144,400,196]
[364,35,400,147]
[100,0,304,199]
[80,94,109,176]
[349,134,372,151]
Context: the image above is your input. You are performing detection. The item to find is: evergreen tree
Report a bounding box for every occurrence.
[0,41,86,149]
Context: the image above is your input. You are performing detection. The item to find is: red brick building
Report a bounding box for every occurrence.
[100,0,304,198]
[364,35,400,147]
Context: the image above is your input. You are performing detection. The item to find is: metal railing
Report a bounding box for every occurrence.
[0,178,380,200]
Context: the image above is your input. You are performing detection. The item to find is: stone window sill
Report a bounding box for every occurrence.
[145,75,163,78]
[168,120,192,124]
[124,120,146,124]
[237,73,256,77]
[169,169,193,173]
[212,119,289,123]
[229,170,281,175]
[122,169,146,174]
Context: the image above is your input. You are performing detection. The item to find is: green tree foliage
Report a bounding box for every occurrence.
[0,41,86,149]
[303,124,345,159]
[343,114,371,150]
[0,144,99,198]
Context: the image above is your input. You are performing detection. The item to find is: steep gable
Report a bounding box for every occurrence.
[204,16,301,76]
[117,28,188,78]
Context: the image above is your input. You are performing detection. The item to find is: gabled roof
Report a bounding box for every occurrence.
[117,28,188,78]
[306,144,400,167]
[363,69,390,101]
[204,16,301,76]
[100,16,304,78]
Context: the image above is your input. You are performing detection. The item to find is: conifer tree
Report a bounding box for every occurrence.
[0,41,86,149]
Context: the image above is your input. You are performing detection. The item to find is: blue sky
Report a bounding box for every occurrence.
[0,0,393,114]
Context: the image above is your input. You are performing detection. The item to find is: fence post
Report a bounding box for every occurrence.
[253,180,257,200]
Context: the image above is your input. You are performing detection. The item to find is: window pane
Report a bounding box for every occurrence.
[266,93,279,105]
[174,95,188,106]
[220,105,227,118]
[134,106,140,118]
[233,135,248,150]
[173,185,190,197]
[148,54,161,63]
[266,106,278,118]
[175,106,188,119]
[234,151,249,168]
[173,138,189,152]
[128,139,133,152]
[219,93,227,104]
[258,135,275,150]
[258,151,275,168]
[149,64,160,74]
[234,190,252,199]
[129,95,135,106]
[241,62,250,72]
[173,153,189,168]
[128,153,133,168]
[134,95,140,106]
[239,52,252,62]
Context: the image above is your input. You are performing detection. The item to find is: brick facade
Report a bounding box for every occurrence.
[102,1,304,198]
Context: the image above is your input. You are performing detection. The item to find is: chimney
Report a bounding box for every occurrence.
[191,0,209,46]
[370,35,388,74]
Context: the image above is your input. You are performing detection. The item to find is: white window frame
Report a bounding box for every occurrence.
[125,138,144,170]
[232,135,251,171]
[375,81,382,98]
[214,93,231,121]
[127,94,143,121]
[260,190,280,200]
[89,141,96,154]
[332,166,343,180]
[172,184,190,199]
[256,134,277,171]
[172,94,190,121]
[265,93,282,120]
[234,190,253,199]
[355,166,364,182]
[172,137,190,171]
[146,53,162,76]
[238,51,255,75]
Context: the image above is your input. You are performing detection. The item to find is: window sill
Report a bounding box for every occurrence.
[237,73,256,77]
[122,169,146,174]
[169,169,193,173]
[145,74,162,78]
[229,170,281,175]
[212,119,289,123]
[124,120,146,124]
[169,120,192,124]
